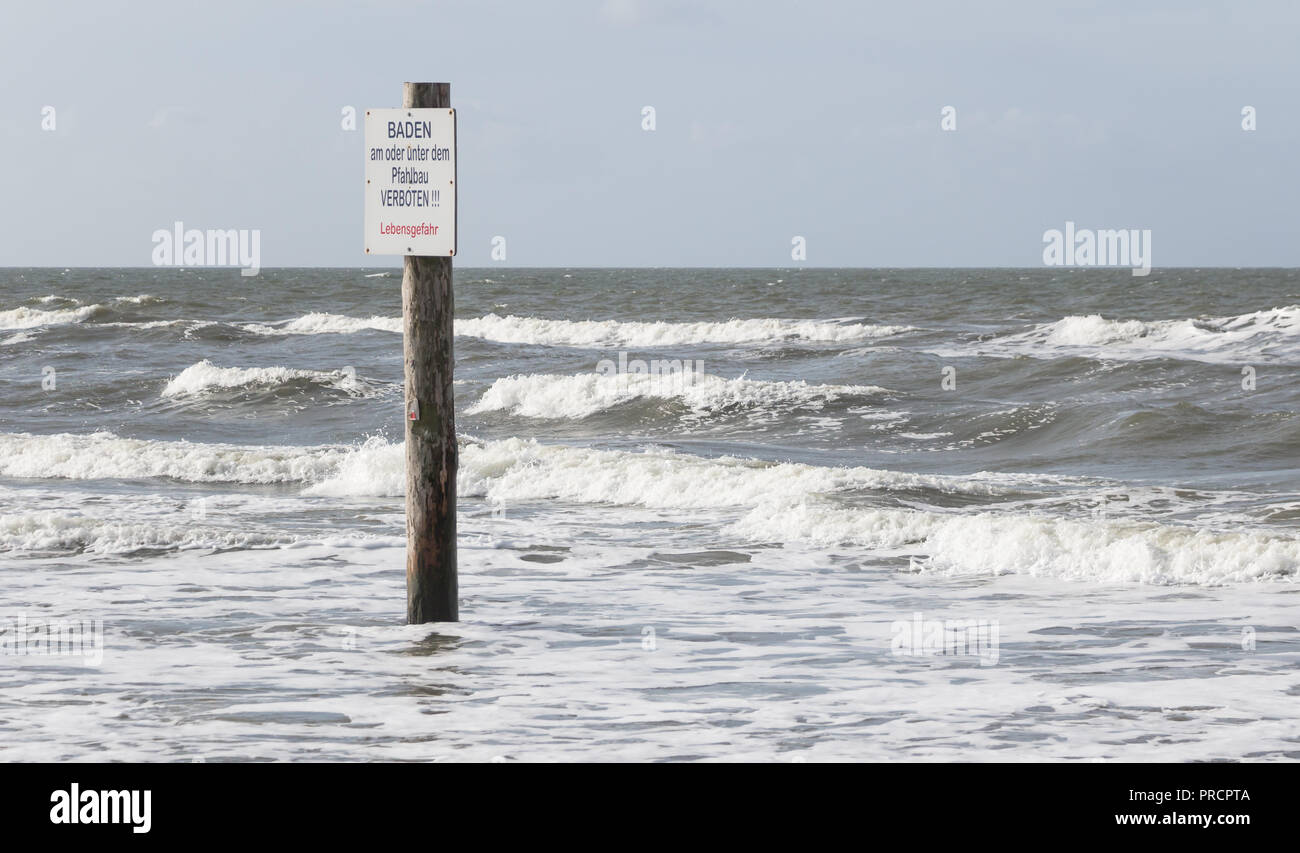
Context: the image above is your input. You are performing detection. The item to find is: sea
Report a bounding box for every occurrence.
[1,267,1297,761]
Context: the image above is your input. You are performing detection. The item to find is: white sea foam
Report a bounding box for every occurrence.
[242,312,913,345]
[0,304,102,330]
[0,432,356,484]
[160,359,375,398]
[302,435,1029,503]
[0,510,290,554]
[466,372,888,419]
[241,312,402,336]
[301,437,405,497]
[450,437,1014,506]
[2,431,1291,584]
[102,319,189,330]
[729,499,1298,585]
[981,305,1300,363]
[356,436,1296,585]
[456,313,915,347]
[0,431,1018,500]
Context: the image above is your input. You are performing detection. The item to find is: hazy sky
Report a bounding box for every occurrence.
[2,0,1297,267]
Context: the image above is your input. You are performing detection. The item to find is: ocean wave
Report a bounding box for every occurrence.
[241,313,402,335]
[0,511,291,555]
[455,313,916,347]
[0,432,358,484]
[0,431,1013,500]
[730,500,1297,585]
[0,304,104,330]
[101,319,193,331]
[3,431,1290,583]
[329,436,1296,584]
[465,372,889,419]
[982,305,1300,363]
[160,360,376,398]
[241,312,913,345]
[309,435,1026,500]
[301,439,405,496]
[452,437,1016,504]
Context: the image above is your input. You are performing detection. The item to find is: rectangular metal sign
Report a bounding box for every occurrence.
[364,107,456,256]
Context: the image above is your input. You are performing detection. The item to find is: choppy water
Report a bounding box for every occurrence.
[1,267,1297,761]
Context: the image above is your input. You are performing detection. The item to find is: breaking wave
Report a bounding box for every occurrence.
[0,304,105,330]
[2,431,1293,583]
[160,360,376,398]
[466,372,889,419]
[980,305,1300,363]
[455,313,916,347]
[241,312,914,346]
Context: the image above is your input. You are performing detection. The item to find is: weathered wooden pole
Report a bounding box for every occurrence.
[402,81,457,623]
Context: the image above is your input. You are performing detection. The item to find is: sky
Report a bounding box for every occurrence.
[1,0,1297,267]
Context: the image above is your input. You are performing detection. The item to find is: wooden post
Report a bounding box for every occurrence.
[403,81,458,623]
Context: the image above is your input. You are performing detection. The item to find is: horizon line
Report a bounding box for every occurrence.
[2,265,1297,271]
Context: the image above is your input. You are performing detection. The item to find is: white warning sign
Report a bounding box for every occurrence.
[364,107,456,256]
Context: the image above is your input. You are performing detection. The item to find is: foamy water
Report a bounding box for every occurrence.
[467,372,889,419]
[161,360,377,398]
[0,304,104,330]
[1,267,1297,761]
[454,313,917,347]
[951,305,1300,364]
